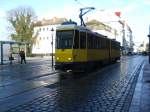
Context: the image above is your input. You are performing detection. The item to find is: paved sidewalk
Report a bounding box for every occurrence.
[0,56,53,65]
[129,60,150,112]
[26,56,52,60]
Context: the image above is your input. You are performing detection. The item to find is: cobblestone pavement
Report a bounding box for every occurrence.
[3,56,145,112]
[0,58,54,86]
[0,58,60,102]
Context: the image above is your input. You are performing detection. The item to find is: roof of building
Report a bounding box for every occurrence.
[86,19,112,32]
[34,17,68,27]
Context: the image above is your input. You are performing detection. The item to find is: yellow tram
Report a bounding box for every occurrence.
[55,24,120,71]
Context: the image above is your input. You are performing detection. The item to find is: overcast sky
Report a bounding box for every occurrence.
[0,0,150,45]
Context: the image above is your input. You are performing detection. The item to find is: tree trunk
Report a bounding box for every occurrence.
[26,43,33,57]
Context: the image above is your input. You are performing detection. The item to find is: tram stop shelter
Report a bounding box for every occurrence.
[0,40,27,65]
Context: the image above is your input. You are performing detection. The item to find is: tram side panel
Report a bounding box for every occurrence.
[110,40,120,61]
[86,33,110,66]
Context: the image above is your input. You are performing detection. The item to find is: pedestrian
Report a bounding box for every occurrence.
[19,49,26,64]
[9,52,14,64]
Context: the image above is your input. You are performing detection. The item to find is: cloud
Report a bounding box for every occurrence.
[121,2,139,15]
[142,0,150,5]
[0,9,6,18]
[0,10,6,31]
[0,9,10,39]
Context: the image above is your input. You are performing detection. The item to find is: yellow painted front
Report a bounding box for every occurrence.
[55,49,73,62]
[55,49,87,63]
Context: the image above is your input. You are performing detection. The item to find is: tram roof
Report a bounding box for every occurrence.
[57,25,107,37]
[56,24,91,32]
[56,25,120,43]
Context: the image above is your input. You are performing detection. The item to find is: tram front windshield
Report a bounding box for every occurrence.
[56,30,74,49]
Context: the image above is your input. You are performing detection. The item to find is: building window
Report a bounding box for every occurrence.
[39,28,41,31]
[47,28,49,31]
[47,37,49,40]
[43,28,45,31]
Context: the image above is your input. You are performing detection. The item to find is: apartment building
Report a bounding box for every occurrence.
[32,17,67,56]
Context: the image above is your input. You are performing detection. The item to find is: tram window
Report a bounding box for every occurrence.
[87,36,90,48]
[103,39,106,49]
[94,37,97,49]
[56,30,74,49]
[95,38,97,49]
[112,41,115,49]
[95,36,98,49]
[113,42,120,50]
[117,43,120,50]
[101,38,104,49]
[104,39,107,49]
[87,33,90,48]
[99,38,102,49]
[106,40,109,49]
[93,40,95,49]
[89,34,93,49]
[98,38,100,49]
[112,41,117,50]
[93,37,95,49]
[96,37,99,49]
[80,32,86,49]
[91,34,94,49]
[73,30,79,49]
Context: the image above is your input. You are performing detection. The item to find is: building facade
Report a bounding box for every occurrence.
[32,17,67,56]
[86,11,134,55]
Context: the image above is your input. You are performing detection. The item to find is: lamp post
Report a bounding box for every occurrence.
[0,42,3,65]
[51,28,54,67]
[147,25,150,63]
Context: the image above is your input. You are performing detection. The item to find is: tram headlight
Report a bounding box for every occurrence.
[68,58,72,61]
[56,57,59,60]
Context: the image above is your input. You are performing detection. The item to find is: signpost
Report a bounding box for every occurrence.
[51,28,54,67]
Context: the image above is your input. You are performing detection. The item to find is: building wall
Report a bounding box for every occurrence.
[32,25,58,55]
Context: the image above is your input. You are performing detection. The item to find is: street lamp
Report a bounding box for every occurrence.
[51,27,54,67]
[0,42,3,65]
[118,20,126,55]
[147,25,150,63]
